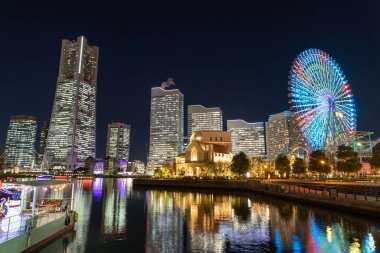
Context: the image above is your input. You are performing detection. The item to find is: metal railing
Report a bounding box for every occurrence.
[248,180,380,203]
[0,198,73,243]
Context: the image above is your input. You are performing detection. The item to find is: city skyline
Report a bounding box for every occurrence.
[1,1,379,162]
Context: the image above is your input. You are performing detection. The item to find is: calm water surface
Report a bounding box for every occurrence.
[37,178,380,253]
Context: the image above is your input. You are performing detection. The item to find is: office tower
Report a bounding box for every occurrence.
[45,36,99,169]
[148,87,184,172]
[37,120,50,165]
[227,120,266,158]
[106,122,131,161]
[187,105,223,138]
[4,115,37,171]
[265,110,302,160]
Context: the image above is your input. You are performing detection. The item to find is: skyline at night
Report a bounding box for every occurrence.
[1,1,380,162]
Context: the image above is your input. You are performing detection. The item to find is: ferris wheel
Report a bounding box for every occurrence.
[288,48,357,150]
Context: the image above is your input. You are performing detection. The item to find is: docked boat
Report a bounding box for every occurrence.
[0,180,77,252]
[36,174,55,180]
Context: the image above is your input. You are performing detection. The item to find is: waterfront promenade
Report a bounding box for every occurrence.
[133,178,380,218]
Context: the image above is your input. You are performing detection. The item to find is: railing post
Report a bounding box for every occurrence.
[6,217,10,239]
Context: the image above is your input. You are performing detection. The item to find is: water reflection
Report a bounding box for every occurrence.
[37,179,380,253]
[146,191,380,252]
[100,178,128,241]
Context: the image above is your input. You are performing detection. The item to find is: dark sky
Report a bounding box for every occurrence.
[1,1,380,162]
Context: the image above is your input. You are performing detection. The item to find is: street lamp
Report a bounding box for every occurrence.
[320,160,326,179]
[357,142,364,176]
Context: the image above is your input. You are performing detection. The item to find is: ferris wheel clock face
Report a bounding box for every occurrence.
[288,49,357,151]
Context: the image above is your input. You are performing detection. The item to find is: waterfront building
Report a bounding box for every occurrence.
[127,160,145,174]
[106,122,131,161]
[227,120,266,158]
[37,120,50,165]
[265,110,304,160]
[45,36,99,170]
[4,115,37,171]
[148,87,184,173]
[85,156,104,174]
[187,105,222,138]
[175,131,233,176]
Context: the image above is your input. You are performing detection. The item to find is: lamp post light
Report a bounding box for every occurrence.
[320,160,326,179]
[357,142,364,177]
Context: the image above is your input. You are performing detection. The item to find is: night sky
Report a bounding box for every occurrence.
[1,1,379,162]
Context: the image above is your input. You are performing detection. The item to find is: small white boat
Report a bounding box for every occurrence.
[36,175,54,180]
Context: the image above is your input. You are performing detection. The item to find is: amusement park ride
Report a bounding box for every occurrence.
[287,49,379,172]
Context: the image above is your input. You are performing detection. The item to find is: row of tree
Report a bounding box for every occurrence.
[275,145,363,178]
[154,144,380,179]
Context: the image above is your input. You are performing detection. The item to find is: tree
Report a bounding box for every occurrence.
[250,157,269,178]
[309,150,330,176]
[275,154,291,178]
[205,161,217,176]
[336,145,361,175]
[154,165,172,178]
[369,144,380,169]
[230,152,250,178]
[292,158,306,177]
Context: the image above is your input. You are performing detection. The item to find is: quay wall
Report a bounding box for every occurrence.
[133,179,380,218]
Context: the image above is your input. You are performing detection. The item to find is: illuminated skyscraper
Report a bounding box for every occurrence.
[37,120,49,165]
[265,110,302,160]
[227,120,266,158]
[148,87,184,172]
[187,105,222,138]
[45,36,99,169]
[4,115,37,171]
[106,122,131,161]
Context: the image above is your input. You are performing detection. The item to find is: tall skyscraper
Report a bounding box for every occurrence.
[4,115,37,171]
[148,86,184,172]
[265,110,302,160]
[45,36,99,169]
[106,122,131,161]
[227,120,266,158]
[187,105,222,138]
[37,120,50,165]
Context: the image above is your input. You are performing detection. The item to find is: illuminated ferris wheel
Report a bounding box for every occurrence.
[288,48,357,150]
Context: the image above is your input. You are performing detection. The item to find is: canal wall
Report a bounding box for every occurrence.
[0,212,75,253]
[133,179,380,218]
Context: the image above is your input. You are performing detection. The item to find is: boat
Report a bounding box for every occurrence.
[36,174,54,180]
[0,180,77,252]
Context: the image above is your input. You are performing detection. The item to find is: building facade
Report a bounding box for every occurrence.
[148,87,184,173]
[45,36,99,169]
[265,110,303,160]
[37,120,50,165]
[106,122,131,161]
[127,160,145,174]
[4,115,37,171]
[227,120,266,158]
[187,105,223,138]
[175,131,233,176]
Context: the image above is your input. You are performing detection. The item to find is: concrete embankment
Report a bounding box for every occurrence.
[133,178,380,218]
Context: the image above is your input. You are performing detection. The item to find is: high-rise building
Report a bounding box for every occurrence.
[37,120,50,165]
[4,115,37,171]
[187,105,222,138]
[148,87,184,172]
[265,110,303,160]
[106,122,131,161]
[227,120,266,158]
[45,36,99,169]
